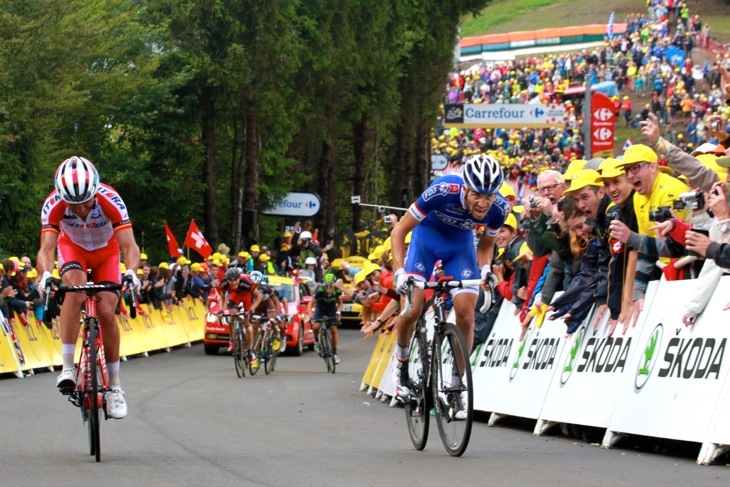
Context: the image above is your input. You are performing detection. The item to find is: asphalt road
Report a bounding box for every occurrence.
[1,329,727,486]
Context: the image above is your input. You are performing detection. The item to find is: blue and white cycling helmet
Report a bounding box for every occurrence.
[249,271,263,285]
[462,154,503,195]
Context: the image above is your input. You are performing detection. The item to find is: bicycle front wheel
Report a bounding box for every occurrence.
[249,330,262,376]
[322,328,335,374]
[233,325,246,378]
[431,323,473,457]
[405,320,430,451]
[87,319,101,462]
[264,331,277,375]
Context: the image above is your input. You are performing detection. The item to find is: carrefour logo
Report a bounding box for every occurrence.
[533,108,544,118]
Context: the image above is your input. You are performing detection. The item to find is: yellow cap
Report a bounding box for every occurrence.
[564,170,602,194]
[405,232,412,244]
[52,269,61,280]
[137,268,145,275]
[503,213,518,230]
[249,245,260,252]
[597,158,625,180]
[26,268,38,279]
[513,205,525,214]
[498,182,516,200]
[190,263,202,272]
[283,231,292,237]
[140,253,148,260]
[354,270,367,286]
[159,262,170,269]
[238,251,250,258]
[363,262,381,277]
[259,254,270,262]
[562,159,587,180]
[617,144,658,167]
[696,154,728,179]
[120,263,127,274]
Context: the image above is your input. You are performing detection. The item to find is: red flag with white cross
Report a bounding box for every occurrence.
[184,219,212,259]
[164,221,182,258]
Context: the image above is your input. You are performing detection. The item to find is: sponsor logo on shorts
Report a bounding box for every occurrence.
[461,268,473,278]
[415,262,426,272]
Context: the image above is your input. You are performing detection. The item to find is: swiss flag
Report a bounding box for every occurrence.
[184,219,212,259]
[164,221,182,258]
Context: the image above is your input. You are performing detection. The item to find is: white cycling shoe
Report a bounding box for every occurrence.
[393,361,411,399]
[56,366,76,392]
[106,389,128,419]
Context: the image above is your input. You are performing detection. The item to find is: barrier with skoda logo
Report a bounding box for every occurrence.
[534,281,658,435]
[604,277,730,453]
[471,295,570,422]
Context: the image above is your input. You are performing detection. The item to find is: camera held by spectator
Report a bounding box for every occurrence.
[649,206,674,223]
[672,191,705,211]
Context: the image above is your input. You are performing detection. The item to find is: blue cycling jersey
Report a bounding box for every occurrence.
[403,173,510,284]
[408,173,511,237]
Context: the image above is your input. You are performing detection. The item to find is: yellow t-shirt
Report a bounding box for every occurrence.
[633,171,689,258]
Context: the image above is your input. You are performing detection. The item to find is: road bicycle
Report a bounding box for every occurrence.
[399,276,487,457]
[223,311,247,378]
[44,276,137,462]
[312,317,338,374]
[249,315,278,375]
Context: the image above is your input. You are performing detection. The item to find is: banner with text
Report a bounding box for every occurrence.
[444,103,566,129]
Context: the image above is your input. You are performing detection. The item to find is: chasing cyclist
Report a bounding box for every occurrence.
[37,156,141,419]
[221,267,263,362]
[249,271,287,354]
[391,154,508,407]
[307,273,343,364]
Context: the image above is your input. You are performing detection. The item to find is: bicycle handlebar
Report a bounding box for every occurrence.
[51,276,138,319]
[400,277,491,318]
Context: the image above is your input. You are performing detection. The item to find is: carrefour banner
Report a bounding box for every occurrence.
[443,103,566,129]
[471,295,570,420]
[607,277,730,444]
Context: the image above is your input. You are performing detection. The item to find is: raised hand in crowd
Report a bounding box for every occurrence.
[708,181,730,220]
[609,219,632,244]
[639,112,661,145]
[648,219,676,240]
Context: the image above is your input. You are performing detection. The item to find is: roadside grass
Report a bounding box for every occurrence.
[461,0,643,37]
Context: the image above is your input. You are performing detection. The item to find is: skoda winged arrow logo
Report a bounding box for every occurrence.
[509,328,531,381]
[560,326,585,385]
[634,324,663,391]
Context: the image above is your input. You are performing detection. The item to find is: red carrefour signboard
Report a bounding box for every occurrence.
[590,93,616,158]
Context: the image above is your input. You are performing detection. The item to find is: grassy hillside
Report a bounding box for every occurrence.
[462,0,730,42]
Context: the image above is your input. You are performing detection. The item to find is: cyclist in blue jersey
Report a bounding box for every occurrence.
[391,154,509,401]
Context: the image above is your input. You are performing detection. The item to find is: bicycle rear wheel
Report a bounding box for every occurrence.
[431,322,473,457]
[405,320,430,451]
[233,325,246,378]
[87,319,101,462]
[249,330,262,376]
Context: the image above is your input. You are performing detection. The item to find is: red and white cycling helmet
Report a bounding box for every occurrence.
[462,154,503,195]
[54,156,100,204]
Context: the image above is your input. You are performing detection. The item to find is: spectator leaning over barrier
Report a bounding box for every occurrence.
[519,169,568,322]
[596,159,639,337]
[612,144,690,328]
[561,169,613,329]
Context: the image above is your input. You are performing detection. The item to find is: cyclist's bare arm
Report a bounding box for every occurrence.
[476,232,496,270]
[391,213,419,272]
[116,227,141,275]
[251,288,264,312]
[37,231,59,276]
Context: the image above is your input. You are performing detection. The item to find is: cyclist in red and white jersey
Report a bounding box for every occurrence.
[36,156,141,419]
[221,267,263,358]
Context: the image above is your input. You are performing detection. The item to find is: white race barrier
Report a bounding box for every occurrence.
[471,295,572,425]
[535,281,659,435]
[604,277,730,456]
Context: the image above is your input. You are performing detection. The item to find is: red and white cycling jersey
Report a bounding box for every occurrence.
[41,183,132,251]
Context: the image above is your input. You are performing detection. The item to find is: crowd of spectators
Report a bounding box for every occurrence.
[433,2,730,347]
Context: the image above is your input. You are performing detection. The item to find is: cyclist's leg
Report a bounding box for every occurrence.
[56,244,89,388]
[451,290,477,369]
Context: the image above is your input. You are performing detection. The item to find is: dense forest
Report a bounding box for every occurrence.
[0,0,487,262]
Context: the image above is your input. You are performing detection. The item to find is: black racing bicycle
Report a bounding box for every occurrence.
[44,276,137,462]
[312,317,338,374]
[226,311,247,378]
[249,315,278,375]
[400,276,487,457]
